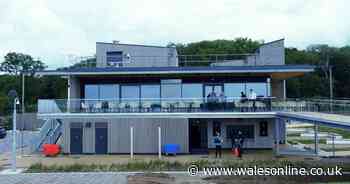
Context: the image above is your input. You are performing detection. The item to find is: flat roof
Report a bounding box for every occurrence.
[37,65,314,78]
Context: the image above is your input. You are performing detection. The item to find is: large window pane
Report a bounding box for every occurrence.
[182,84,202,99]
[161,80,181,109]
[246,83,267,97]
[182,84,203,108]
[161,84,181,99]
[100,84,118,100]
[121,85,140,108]
[224,83,245,100]
[85,85,99,99]
[141,85,160,108]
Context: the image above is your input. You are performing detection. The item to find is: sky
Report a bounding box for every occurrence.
[0,0,349,69]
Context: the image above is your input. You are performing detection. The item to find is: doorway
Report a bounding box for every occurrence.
[189,119,208,154]
[70,123,83,154]
[95,123,108,154]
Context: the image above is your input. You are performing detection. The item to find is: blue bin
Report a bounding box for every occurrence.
[163,144,180,155]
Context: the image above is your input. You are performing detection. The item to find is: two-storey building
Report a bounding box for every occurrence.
[37,39,314,154]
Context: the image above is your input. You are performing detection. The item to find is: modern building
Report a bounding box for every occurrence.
[36,39,314,154]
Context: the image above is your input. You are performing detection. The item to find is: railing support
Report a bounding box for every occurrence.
[158,126,161,159]
[130,126,134,159]
[275,118,280,156]
[314,123,319,155]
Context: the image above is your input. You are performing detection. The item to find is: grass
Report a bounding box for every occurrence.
[321,147,350,152]
[287,133,301,137]
[319,126,350,139]
[288,139,327,145]
[26,159,350,173]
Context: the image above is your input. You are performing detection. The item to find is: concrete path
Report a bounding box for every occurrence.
[0,172,128,184]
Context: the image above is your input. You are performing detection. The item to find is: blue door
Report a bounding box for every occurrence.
[95,123,108,154]
[70,125,83,154]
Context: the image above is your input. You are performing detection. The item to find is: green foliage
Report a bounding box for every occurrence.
[0,75,66,115]
[177,38,261,55]
[0,52,46,75]
[26,159,350,172]
[286,46,350,98]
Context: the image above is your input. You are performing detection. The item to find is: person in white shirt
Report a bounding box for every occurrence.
[248,89,257,111]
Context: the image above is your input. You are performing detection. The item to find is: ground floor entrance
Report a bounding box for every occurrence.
[189,119,208,154]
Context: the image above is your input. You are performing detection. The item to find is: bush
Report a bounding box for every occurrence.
[26,159,350,173]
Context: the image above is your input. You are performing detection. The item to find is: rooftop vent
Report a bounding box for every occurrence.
[112,40,120,45]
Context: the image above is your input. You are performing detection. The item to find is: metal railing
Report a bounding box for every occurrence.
[63,54,257,69]
[37,97,350,115]
[32,119,62,152]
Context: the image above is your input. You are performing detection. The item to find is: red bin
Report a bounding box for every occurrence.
[42,144,60,157]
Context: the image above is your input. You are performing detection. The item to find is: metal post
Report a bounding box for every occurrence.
[158,126,161,159]
[21,72,24,156]
[275,118,280,156]
[130,126,134,159]
[67,76,71,113]
[314,123,319,155]
[329,67,333,113]
[12,98,17,172]
[332,133,335,157]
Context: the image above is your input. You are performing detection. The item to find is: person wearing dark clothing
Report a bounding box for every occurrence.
[236,131,244,158]
[213,131,223,158]
[240,91,247,112]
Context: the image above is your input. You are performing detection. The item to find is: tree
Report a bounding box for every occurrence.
[57,56,96,71]
[0,52,47,75]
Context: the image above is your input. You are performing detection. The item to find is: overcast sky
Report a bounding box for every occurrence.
[0,0,349,69]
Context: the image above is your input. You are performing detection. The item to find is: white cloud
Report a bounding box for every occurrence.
[0,0,349,68]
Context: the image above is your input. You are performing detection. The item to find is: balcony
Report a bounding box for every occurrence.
[37,97,350,115]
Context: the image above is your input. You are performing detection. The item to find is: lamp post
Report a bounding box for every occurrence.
[8,89,19,172]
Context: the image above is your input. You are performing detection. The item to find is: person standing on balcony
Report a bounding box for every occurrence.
[240,91,247,112]
[213,131,223,158]
[248,89,257,111]
[207,90,217,111]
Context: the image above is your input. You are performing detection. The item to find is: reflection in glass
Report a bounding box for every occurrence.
[224,83,245,102]
[85,85,99,99]
[121,85,140,108]
[246,83,267,97]
[161,82,181,109]
[100,84,118,99]
[141,85,160,108]
[182,84,203,108]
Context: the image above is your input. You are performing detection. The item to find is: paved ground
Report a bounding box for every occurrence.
[0,131,37,154]
[0,173,128,184]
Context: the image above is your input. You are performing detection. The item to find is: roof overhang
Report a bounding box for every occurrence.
[37,65,315,80]
[38,112,276,119]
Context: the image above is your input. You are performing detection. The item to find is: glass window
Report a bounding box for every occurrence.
[182,83,203,108]
[100,84,118,100]
[224,83,245,100]
[161,81,181,109]
[226,125,255,139]
[141,85,160,107]
[85,85,99,99]
[182,84,202,99]
[121,85,140,108]
[161,84,181,99]
[246,83,267,97]
[121,85,140,99]
[107,51,123,66]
